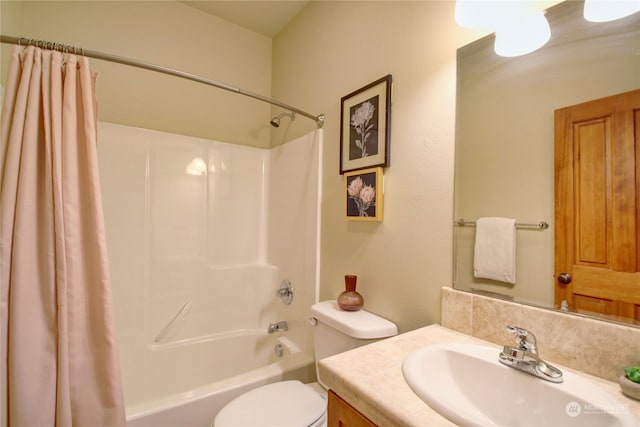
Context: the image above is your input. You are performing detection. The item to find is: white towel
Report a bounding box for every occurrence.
[473,217,517,284]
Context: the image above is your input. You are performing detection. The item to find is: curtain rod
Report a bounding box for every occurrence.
[0,35,325,128]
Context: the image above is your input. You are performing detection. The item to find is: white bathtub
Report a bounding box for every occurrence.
[125,333,315,427]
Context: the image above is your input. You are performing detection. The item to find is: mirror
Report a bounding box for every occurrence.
[453,0,640,325]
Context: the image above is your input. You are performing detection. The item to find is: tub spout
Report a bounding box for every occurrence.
[267,321,288,334]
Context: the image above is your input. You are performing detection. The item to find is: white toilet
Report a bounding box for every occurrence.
[213,300,398,427]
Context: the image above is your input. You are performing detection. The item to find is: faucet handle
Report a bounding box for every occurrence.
[506,325,537,351]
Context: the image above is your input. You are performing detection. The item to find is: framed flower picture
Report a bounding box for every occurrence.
[340,75,392,174]
[344,167,384,221]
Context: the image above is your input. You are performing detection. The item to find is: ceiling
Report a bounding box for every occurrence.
[180,1,309,37]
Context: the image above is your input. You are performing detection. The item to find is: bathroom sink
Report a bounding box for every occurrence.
[402,342,638,427]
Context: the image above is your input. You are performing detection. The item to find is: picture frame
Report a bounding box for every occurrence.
[340,74,392,174]
[344,167,384,221]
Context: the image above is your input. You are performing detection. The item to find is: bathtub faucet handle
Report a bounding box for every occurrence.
[275,279,293,305]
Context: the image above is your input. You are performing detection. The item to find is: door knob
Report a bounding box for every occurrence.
[557,273,572,285]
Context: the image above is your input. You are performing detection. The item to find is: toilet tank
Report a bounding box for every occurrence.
[310,300,398,362]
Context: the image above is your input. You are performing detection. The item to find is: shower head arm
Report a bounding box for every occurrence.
[271,108,324,128]
[270,111,324,129]
[276,112,296,121]
[271,111,301,128]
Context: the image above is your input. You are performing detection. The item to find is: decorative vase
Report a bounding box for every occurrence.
[337,275,364,311]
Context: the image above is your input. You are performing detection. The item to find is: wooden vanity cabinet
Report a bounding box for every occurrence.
[327,390,377,427]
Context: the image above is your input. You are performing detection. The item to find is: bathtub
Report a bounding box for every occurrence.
[125,333,315,427]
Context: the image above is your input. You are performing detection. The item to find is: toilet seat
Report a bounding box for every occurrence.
[214,380,326,427]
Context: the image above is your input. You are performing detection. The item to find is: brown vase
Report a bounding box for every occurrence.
[337,275,364,311]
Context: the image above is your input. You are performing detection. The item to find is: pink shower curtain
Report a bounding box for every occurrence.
[0,45,125,426]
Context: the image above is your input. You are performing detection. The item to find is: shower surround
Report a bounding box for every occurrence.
[97,122,321,422]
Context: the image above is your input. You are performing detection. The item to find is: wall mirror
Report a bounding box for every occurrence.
[453,0,640,326]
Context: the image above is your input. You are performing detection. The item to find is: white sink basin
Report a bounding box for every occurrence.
[402,342,638,427]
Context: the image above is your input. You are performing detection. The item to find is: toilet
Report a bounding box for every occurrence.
[213,300,398,427]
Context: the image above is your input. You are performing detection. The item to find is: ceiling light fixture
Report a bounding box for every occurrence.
[583,0,640,22]
[455,0,553,57]
[494,11,551,57]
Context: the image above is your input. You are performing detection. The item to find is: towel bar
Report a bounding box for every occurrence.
[454,218,549,230]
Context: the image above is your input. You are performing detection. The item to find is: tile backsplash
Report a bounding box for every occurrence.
[441,287,640,382]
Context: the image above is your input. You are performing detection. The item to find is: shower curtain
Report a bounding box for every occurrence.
[0,45,125,426]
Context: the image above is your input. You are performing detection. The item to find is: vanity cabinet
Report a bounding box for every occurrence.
[327,390,377,427]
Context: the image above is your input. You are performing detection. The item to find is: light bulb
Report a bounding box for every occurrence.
[494,11,551,57]
[584,0,640,22]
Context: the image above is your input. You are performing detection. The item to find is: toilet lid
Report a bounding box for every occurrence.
[214,380,326,427]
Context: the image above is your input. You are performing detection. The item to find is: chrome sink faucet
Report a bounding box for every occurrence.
[499,325,563,383]
[267,320,288,334]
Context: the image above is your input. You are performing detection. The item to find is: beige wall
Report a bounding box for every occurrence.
[1,0,487,334]
[0,1,23,86]
[272,1,484,332]
[0,1,273,148]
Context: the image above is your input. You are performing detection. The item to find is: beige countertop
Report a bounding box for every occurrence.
[318,324,640,427]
